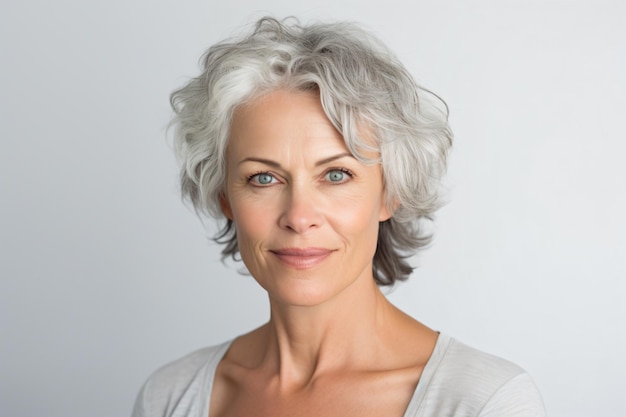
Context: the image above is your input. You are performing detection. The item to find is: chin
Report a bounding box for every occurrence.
[261,273,352,308]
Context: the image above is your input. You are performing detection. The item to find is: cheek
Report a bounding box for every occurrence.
[233,207,260,236]
[230,199,274,246]
[330,201,382,244]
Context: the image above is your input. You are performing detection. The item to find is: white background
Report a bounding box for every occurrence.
[1,1,625,416]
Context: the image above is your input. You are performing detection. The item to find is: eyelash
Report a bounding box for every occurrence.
[246,168,355,185]
[247,171,278,185]
[326,167,354,183]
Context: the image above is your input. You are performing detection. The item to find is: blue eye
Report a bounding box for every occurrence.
[325,169,349,183]
[250,173,276,185]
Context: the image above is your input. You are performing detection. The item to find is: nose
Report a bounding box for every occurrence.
[278,185,324,233]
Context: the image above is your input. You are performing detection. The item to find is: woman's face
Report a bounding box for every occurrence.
[222,89,391,307]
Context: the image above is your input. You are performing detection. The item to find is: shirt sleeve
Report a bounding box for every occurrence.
[130,378,151,417]
[478,372,547,417]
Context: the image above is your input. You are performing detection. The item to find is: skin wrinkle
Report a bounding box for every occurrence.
[144,18,546,417]
[172,18,452,286]
[207,89,437,417]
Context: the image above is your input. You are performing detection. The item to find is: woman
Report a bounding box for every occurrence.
[133,17,546,417]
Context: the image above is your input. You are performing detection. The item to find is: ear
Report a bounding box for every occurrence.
[378,195,399,222]
[219,191,234,220]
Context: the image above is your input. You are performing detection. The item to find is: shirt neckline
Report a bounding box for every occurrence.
[200,332,451,417]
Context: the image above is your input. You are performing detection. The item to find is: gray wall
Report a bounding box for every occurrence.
[2,1,624,416]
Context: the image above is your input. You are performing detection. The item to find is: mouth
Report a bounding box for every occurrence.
[269,248,334,269]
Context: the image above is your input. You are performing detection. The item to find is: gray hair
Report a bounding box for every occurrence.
[170,17,452,286]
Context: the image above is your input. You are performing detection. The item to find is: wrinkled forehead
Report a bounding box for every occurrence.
[226,89,349,163]
[228,87,381,165]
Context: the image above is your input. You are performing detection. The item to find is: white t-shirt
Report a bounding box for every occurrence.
[132,333,546,417]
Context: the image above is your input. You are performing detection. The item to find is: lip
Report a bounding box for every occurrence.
[270,247,333,269]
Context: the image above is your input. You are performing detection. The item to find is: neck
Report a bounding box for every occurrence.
[258,273,398,389]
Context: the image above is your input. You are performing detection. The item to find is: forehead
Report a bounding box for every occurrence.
[228,89,347,154]
[228,89,381,163]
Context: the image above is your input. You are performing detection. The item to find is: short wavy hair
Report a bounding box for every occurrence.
[170,17,452,286]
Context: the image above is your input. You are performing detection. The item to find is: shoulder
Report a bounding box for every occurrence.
[131,341,232,417]
[414,335,546,417]
[436,336,526,387]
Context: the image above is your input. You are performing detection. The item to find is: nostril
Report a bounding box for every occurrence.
[279,198,323,233]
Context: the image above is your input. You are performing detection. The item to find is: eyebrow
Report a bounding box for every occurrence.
[239,152,354,168]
